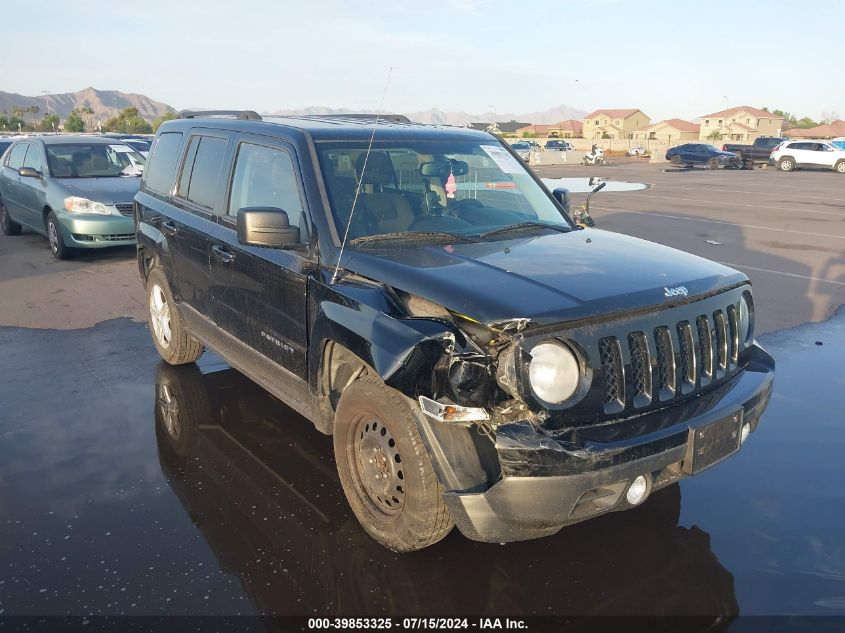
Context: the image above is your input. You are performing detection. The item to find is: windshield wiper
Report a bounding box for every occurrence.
[476,221,571,239]
[350,231,478,246]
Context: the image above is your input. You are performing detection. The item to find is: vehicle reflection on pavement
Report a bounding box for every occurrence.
[154,361,738,618]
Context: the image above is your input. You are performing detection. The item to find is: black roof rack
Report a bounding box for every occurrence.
[178,110,262,121]
[300,113,411,123]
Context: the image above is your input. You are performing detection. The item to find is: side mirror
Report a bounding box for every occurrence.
[237,207,300,248]
[552,187,571,212]
[18,167,41,178]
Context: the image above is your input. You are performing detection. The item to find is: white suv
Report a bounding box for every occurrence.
[770,140,845,173]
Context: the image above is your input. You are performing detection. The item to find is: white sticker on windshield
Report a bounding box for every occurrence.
[480,144,522,173]
[110,144,134,153]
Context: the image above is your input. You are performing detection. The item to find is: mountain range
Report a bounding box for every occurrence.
[1,87,585,127]
[0,87,174,123]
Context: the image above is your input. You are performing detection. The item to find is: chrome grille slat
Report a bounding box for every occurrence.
[727,305,739,365]
[696,315,714,385]
[713,310,728,375]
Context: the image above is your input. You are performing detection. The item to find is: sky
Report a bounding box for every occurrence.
[2,0,843,121]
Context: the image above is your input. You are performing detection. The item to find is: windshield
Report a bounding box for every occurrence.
[46,143,146,178]
[318,140,570,245]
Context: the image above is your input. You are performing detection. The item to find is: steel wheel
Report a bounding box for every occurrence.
[149,284,173,349]
[157,383,181,440]
[779,158,794,172]
[351,416,405,518]
[47,217,59,254]
[836,161,845,174]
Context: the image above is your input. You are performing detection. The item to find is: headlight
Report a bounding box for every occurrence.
[739,292,754,344]
[528,341,580,404]
[64,197,112,215]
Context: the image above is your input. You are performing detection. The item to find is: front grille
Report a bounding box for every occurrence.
[101,233,135,241]
[115,203,134,217]
[594,297,744,417]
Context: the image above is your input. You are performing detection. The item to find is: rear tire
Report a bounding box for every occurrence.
[46,211,74,259]
[778,157,795,172]
[0,198,22,236]
[146,268,204,365]
[334,375,453,552]
[835,160,845,174]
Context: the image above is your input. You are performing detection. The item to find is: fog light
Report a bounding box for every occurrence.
[740,422,750,445]
[626,475,648,506]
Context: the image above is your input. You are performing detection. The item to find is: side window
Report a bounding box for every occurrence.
[227,142,305,229]
[177,136,201,198]
[180,136,227,210]
[7,143,28,169]
[144,132,184,194]
[22,144,43,171]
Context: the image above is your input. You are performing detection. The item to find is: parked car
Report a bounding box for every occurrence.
[544,139,573,151]
[121,137,152,157]
[136,110,773,552]
[0,135,144,258]
[831,138,845,151]
[510,141,532,161]
[722,137,786,165]
[770,140,845,173]
[665,143,738,168]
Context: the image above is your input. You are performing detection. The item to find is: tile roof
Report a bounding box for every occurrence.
[583,109,642,120]
[700,106,781,119]
[650,118,700,133]
[784,120,845,138]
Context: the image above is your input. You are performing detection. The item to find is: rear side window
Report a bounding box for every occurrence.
[179,136,227,210]
[144,132,184,194]
[227,142,304,228]
[6,143,28,169]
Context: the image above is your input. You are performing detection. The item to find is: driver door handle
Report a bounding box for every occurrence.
[211,244,235,264]
[160,220,179,236]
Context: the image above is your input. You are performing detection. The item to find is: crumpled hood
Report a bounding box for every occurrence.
[344,230,746,325]
[58,177,142,205]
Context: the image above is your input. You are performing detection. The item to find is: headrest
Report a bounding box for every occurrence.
[355,151,395,186]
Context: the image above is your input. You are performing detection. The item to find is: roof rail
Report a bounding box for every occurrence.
[304,113,411,123]
[178,110,263,121]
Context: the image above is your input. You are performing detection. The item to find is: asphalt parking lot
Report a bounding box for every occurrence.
[1,163,844,622]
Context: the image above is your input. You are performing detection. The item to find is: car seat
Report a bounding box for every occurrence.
[354,152,416,233]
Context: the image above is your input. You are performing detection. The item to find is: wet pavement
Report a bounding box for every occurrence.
[1,311,844,620]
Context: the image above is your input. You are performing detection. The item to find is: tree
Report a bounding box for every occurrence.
[28,105,40,127]
[820,111,840,125]
[152,110,177,131]
[39,114,60,132]
[794,117,819,129]
[64,110,86,132]
[101,107,153,134]
[707,129,724,141]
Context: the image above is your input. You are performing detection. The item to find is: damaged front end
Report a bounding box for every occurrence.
[368,283,775,543]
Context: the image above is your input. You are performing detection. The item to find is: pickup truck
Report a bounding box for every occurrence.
[722,137,786,165]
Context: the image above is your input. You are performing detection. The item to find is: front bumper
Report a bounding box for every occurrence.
[56,212,136,248]
[443,343,774,543]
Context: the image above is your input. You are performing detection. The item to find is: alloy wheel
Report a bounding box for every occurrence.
[157,383,181,440]
[149,284,173,348]
[48,219,59,254]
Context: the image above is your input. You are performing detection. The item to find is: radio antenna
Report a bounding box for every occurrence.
[331,66,394,285]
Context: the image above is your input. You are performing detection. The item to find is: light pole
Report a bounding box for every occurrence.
[723,95,729,110]
[41,90,51,116]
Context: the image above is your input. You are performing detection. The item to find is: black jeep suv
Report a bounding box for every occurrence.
[136,111,774,552]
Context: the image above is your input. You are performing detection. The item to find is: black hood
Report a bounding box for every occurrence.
[344,230,746,325]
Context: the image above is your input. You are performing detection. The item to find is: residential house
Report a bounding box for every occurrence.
[698,106,783,142]
[633,118,700,143]
[784,120,845,139]
[466,120,530,135]
[515,119,583,138]
[582,109,650,139]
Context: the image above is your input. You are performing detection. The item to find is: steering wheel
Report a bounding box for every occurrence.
[447,198,485,219]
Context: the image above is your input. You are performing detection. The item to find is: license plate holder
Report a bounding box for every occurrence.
[684,410,743,475]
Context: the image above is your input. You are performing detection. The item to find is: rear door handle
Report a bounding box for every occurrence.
[160,220,179,236]
[211,244,235,263]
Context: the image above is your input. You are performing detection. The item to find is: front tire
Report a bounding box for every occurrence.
[670,154,681,166]
[707,157,720,169]
[778,157,795,172]
[146,268,204,365]
[46,211,73,259]
[0,198,22,236]
[334,375,453,552]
